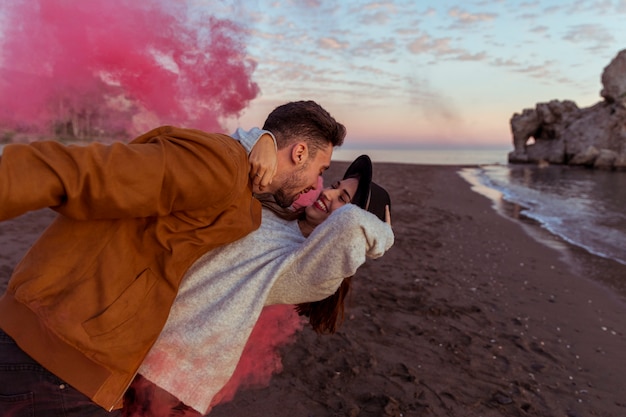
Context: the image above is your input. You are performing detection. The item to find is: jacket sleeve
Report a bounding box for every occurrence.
[0,126,250,221]
[265,204,394,305]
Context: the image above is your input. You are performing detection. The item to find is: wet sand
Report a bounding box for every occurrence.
[2,163,626,416]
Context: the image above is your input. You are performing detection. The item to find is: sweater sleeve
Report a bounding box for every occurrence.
[231,127,276,154]
[265,204,394,305]
[0,126,249,221]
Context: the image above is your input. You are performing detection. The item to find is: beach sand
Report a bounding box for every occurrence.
[2,163,626,417]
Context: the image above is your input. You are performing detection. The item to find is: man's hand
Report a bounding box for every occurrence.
[249,133,277,193]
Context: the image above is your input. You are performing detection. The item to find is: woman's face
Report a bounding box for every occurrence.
[304,177,359,226]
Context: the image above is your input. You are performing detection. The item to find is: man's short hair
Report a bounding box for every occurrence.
[262,100,346,156]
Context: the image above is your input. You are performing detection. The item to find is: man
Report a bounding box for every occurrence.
[0,100,345,416]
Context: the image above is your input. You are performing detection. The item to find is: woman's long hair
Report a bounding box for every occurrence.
[258,193,353,334]
[295,276,352,334]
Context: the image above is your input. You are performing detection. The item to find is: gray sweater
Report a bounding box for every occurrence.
[138,204,394,413]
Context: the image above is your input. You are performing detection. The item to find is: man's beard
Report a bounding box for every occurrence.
[273,186,298,208]
[273,164,308,208]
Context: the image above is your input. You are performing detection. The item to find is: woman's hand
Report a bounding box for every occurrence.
[249,133,277,193]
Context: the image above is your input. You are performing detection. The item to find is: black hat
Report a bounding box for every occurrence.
[342,155,391,222]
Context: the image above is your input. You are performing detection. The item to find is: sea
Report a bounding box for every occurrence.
[334,146,626,268]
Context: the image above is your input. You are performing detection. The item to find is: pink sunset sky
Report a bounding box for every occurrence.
[218,0,626,147]
[1,0,626,149]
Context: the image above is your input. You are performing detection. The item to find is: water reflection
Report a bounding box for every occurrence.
[459,165,626,266]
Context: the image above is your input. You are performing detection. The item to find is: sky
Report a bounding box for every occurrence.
[205,0,626,147]
[1,0,626,149]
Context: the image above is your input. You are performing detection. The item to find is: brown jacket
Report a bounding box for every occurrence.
[0,126,261,410]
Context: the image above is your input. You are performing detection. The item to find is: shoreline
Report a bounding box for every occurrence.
[459,165,626,299]
[1,163,625,416]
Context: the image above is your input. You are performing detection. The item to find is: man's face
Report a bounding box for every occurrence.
[273,143,333,207]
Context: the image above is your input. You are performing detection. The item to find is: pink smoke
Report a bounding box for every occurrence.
[123,306,304,416]
[0,0,259,139]
[210,305,305,408]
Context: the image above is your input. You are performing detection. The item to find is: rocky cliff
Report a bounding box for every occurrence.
[508,49,626,170]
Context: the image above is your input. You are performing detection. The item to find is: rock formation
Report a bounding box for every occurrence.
[509,49,626,170]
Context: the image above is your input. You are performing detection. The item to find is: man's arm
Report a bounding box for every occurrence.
[0,127,249,221]
[231,127,277,193]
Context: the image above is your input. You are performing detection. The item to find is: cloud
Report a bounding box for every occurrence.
[248,28,286,42]
[396,26,421,36]
[448,6,497,25]
[530,25,549,34]
[520,0,540,7]
[455,51,487,61]
[318,37,349,50]
[562,23,615,51]
[351,64,387,76]
[363,2,397,12]
[490,57,575,84]
[423,7,436,17]
[406,32,488,65]
[358,2,413,26]
[359,10,390,25]
[491,58,520,68]
[408,34,470,57]
[292,0,322,8]
[407,34,460,56]
[511,60,576,84]
[542,5,563,14]
[353,38,396,56]
[561,0,618,15]
[517,13,539,20]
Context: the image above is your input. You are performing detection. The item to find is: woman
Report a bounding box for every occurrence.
[124,155,393,416]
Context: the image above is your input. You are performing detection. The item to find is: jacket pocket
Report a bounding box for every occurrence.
[82,268,157,337]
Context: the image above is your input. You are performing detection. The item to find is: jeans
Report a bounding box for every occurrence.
[0,328,121,417]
